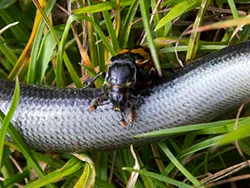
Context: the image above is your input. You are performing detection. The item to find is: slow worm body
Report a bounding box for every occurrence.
[1,41,250,152]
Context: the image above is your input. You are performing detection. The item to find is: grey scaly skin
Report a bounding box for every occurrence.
[1,40,250,152]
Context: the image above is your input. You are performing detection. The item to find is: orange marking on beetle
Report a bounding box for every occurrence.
[131,48,150,59]
[117,49,129,55]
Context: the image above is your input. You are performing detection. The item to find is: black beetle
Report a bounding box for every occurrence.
[87,47,156,127]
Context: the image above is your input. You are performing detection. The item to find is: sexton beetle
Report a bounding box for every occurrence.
[86,47,157,127]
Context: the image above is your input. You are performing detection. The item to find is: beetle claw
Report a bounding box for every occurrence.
[89,97,103,111]
[121,119,127,127]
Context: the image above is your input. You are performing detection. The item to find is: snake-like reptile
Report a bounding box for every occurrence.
[1,40,250,152]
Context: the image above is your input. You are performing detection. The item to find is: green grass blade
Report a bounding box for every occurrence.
[159,44,226,53]
[135,118,246,138]
[27,0,57,84]
[95,178,116,188]
[2,170,29,187]
[63,53,84,87]
[238,139,250,156]
[4,141,65,169]
[218,122,250,147]
[185,16,250,34]
[75,164,93,187]
[73,0,134,14]
[227,0,239,19]
[25,157,83,188]
[162,135,227,176]
[74,1,115,14]
[56,14,115,87]
[86,8,98,67]
[95,152,108,181]
[186,0,211,61]
[34,26,63,84]
[151,0,163,37]
[196,118,250,134]
[73,153,96,188]
[102,10,120,51]
[119,0,139,47]
[158,142,203,187]
[0,8,29,41]
[0,0,16,9]
[178,135,224,158]
[0,37,18,66]
[32,0,83,88]
[139,0,162,76]
[162,0,189,6]
[155,0,202,31]
[123,168,193,188]
[115,1,121,39]
[32,0,59,45]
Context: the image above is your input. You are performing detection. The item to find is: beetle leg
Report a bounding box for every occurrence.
[102,84,110,99]
[127,94,144,125]
[89,99,98,111]
[143,67,158,86]
[89,95,111,111]
[83,72,106,89]
[148,67,157,75]
[118,107,127,128]
[128,105,137,125]
[87,72,108,111]
[89,97,102,111]
[120,111,127,128]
